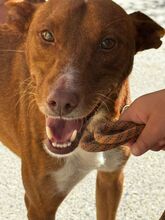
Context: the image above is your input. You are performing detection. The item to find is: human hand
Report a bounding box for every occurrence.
[120,89,165,156]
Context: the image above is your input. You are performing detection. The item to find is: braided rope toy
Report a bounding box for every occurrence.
[81,120,145,152]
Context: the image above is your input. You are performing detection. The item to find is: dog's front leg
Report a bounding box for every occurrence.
[24,193,65,220]
[96,169,124,220]
[22,160,67,220]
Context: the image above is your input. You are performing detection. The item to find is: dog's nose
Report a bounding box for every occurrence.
[47,89,79,116]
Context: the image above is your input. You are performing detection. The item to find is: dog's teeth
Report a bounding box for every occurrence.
[51,142,71,148]
[52,142,57,147]
[56,144,61,148]
[70,130,77,142]
[46,126,53,140]
[57,144,62,148]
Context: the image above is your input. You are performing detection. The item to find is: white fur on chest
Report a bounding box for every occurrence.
[54,145,126,194]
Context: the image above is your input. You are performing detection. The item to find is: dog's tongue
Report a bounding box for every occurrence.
[46,117,83,143]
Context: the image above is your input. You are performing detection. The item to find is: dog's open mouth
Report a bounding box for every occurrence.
[44,106,98,156]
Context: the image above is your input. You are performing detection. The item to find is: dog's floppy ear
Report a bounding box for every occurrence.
[129,11,165,53]
[5,0,38,32]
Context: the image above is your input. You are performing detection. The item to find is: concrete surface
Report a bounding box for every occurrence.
[0,0,165,220]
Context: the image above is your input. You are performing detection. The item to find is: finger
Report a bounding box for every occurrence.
[130,119,161,156]
[130,141,149,156]
[151,145,165,152]
[120,103,144,124]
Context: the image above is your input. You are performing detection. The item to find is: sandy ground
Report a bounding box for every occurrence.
[0,0,165,220]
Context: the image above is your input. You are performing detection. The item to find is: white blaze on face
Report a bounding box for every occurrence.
[61,63,79,89]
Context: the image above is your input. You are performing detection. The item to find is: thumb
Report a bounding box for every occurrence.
[120,103,144,124]
[130,118,158,156]
[131,131,149,156]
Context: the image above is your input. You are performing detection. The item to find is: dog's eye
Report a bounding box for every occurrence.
[100,38,116,50]
[40,30,55,43]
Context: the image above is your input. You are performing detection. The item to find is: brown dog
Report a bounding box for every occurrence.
[0,0,164,219]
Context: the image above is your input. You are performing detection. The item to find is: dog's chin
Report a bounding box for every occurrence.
[43,105,103,158]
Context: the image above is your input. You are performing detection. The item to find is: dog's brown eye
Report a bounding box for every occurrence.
[40,30,55,43]
[100,38,116,50]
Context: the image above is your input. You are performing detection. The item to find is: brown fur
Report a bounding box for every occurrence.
[0,0,164,219]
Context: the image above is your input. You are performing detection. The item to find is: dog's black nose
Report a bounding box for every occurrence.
[47,89,79,116]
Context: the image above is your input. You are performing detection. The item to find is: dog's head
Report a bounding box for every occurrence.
[6,0,164,156]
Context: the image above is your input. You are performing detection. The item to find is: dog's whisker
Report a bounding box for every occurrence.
[14,77,37,111]
[26,98,37,115]
[97,92,115,104]
[97,96,110,113]
[101,100,110,113]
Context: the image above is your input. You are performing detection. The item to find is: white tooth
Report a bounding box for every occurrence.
[63,143,68,148]
[52,142,70,148]
[57,144,62,148]
[46,126,53,140]
[70,130,77,142]
[52,142,57,147]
